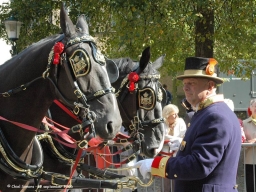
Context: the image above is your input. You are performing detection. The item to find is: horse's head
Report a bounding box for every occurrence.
[112,47,165,158]
[48,4,122,140]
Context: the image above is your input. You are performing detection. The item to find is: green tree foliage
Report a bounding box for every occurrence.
[1,0,256,79]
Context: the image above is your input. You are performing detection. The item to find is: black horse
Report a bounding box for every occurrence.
[0,3,122,192]
[112,47,166,158]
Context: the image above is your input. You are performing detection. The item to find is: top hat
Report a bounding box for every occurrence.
[176,57,224,84]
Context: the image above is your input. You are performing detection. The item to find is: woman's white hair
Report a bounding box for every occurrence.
[162,104,179,124]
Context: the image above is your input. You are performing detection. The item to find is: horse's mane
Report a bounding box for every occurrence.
[0,34,64,69]
[0,33,65,88]
[18,34,64,56]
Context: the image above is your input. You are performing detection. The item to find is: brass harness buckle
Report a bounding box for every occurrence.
[51,173,70,186]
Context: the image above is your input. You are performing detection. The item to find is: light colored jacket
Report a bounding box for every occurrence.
[164,118,187,141]
[162,118,186,155]
[243,117,256,164]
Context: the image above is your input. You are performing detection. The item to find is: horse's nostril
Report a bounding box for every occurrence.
[106,121,114,134]
[145,146,158,157]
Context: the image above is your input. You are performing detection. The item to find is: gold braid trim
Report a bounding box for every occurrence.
[36,133,83,164]
[0,142,43,177]
[151,156,170,178]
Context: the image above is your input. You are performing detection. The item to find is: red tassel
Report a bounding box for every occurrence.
[53,54,60,65]
[129,82,135,92]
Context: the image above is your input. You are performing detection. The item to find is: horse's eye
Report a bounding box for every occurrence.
[69,49,91,77]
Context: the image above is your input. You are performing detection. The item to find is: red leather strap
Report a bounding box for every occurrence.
[54,99,82,123]
[0,115,45,133]
[0,115,78,148]
[42,117,77,147]
[65,148,83,192]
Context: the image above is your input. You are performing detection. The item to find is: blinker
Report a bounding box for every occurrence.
[69,49,91,78]
[138,87,156,110]
[106,58,119,83]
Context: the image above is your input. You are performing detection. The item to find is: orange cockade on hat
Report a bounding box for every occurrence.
[206,58,218,76]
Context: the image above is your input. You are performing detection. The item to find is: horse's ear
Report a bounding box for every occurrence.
[76,14,89,34]
[137,47,151,74]
[152,54,166,70]
[60,2,76,38]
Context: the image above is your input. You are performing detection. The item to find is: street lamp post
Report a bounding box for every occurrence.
[3,15,22,56]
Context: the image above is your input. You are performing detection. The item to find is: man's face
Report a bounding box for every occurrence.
[182,78,210,107]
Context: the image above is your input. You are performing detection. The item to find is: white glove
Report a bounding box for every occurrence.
[126,159,137,176]
[128,159,154,179]
[168,139,181,152]
[169,137,182,144]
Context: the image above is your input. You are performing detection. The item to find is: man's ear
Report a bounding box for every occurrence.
[208,80,216,90]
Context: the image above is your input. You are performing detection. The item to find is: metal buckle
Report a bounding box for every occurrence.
[73,105,80,115]
[134,116,140,123]
[71,124,82,133]
[77,140,88,149]
[129,124,135,131]
[152,118,164,124]
[20,84,26,90]
[128,154,136,162]
[74,89,82,98]
[51,173,70,186]
[124,144,132,150]
[120,139,128,143]
[94,90,105,97]
[2,92,10,97]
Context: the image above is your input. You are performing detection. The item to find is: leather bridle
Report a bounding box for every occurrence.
[115,68,165,152]
[43,35,116,137]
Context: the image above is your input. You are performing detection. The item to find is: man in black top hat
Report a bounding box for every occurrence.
[130,57,241,192]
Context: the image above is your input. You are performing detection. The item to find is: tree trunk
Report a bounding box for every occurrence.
[195,6,214,57]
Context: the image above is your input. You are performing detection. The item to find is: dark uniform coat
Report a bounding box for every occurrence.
[152,97,241,192]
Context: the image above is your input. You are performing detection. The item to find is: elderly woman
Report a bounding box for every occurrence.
[162,104,187,154]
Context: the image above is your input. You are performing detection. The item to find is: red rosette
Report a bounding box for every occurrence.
[53,54,60,65]
[128,72,139,92]
[52,42,65,65]
[128,72,140,82]
[54,42,64,54]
